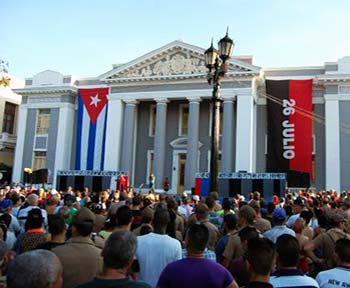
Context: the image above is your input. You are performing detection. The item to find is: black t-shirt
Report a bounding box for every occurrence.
[76,277,151,288]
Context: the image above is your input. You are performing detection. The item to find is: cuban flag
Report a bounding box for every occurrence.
[75,88,109,170]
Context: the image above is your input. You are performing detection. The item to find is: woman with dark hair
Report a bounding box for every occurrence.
[0,213,16,249]
[16,209,47,253]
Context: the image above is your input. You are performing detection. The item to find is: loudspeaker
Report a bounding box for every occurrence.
[287,170,310,188]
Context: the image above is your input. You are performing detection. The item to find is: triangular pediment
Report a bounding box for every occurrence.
[100,40,260,83]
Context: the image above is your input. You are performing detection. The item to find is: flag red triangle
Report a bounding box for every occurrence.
[79,88,109,124]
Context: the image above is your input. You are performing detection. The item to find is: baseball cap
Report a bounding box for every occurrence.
[0,199,13,210]
[192,195,200,202]
[72,207,95,225]
[273,207,287,220]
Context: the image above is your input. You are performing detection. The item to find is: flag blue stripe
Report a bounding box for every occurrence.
[87,122,97,170]
[101,102,108,170]
[75,94,83,170]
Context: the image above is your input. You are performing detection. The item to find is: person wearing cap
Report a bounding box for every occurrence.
[53,207,103,288]
[250,200,271,234]
[0,199,20,235]
[286,197,306,228]
[222,205,257,268]
[306,210,350,271]
[263,207,295,244]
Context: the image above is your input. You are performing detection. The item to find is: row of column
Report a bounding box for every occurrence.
[119,94,255,191]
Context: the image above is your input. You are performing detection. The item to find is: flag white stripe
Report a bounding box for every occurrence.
[80,106,90,170]
[93,106,106,170]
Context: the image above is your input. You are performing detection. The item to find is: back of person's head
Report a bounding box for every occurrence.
[246,237,275,277]
[239,226,259,242]
[205,196,216,209]
[335,238,350,263]
[267,202,276,215]
[195,203,209,220]
[239,205,256,226]
[25,208,43,231]
[275,234,299,267]
[209,191,219,201]
[224,213,237,230]
[7,250,62,288]
[153,208,170,229]
[186,223,209,253]
[167,197,177,210]
[72,207,95,237]
[27,194,39,207]
[132,195,142,207]
[103,230,136,270]
[119,192,128,201]
[141,206,153,224]
[140,224,153,236]
[222,198,233,210]
[300,210,312,225]
[48,214,66,236]
[116,205,132,226]
[249,200,260,214]
[10,194,20,206]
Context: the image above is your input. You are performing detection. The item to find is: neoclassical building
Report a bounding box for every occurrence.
[12,40,350,193]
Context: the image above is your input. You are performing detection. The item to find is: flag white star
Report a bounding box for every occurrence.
[90,94,102,107]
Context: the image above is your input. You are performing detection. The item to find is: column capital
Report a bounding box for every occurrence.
[187,96,202,103]
[155,98,169,104]
[123,99,139,106]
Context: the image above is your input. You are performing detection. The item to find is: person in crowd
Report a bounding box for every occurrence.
[192,203,220,251]
[133,206,154,237]
[115,205,133,231]
[0,240,9,286]
[17,193,48,229]
[306,210,350,271]
[316,238,350,288]
[229,226,260,287]
[250,200,271,233]
[45,195,60,216]
[206,196,223,230]
[270,234,319,288]
[264,207,295,243]
[136,208,182,287]
[217,198,235,217]
[90,203,106,233]
[215,213,237,263]
[245,237,275,288]
[16,208,47,253]
[99,213,118,240]
[222,204,257,267]
[0,199,20,235]
[300,209,314,240]
[287,197,306,228]
[77,230,151,288]
[178,197,193,220]
[53,207,103,288]
[7,249,63,288]
[157,223,238,288]
[36,214,66,250]
[131,194,143,230]
[293,217,311,273]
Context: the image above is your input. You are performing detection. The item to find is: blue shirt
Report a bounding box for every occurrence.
[263,225,296,243]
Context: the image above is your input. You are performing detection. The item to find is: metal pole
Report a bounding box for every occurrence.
[209,58,221,193]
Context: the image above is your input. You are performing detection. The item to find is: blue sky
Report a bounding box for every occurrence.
[1,0,350,78]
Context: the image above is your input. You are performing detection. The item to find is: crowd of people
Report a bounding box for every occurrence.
[0,184,349,288]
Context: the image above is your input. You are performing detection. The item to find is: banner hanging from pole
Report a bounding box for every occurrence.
[266,79,313,177]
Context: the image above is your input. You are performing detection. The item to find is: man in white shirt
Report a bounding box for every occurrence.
[316,238,350,288]
[17,194,48,230]
[136,207,182,287]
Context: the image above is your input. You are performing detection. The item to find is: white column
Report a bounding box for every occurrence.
[12,105,28,183]
[185,97,201,190]
[104,97,124,171]
[325,94,340,191]
[235,92,254,172]
[221,96,235,172]
[53,104,75,188]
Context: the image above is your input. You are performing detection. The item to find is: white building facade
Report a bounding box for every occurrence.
[12,41,350,193]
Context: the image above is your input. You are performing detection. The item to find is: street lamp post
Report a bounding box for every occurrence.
[204,29,234,193]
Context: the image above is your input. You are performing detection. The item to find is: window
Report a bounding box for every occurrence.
[32,151,46,170]
[2,102,17,134]
[36,109,50,134]
[179,105,189,136]
[149,105,156,136]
